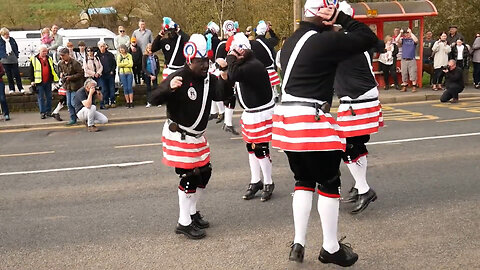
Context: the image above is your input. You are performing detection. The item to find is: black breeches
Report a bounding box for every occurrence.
[342,135,370,163]
[175,163,212,193]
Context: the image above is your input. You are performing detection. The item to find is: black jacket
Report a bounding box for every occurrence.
[225,52,272,109]
[215,41,227,59]
[142,54,160,76]
[152,30,190,67]
[150,66,234,132]
[334,52,378,99]
[96,51,117,75]
[252,30,279,68]
[279,12,378,103]
[445,66,464,92]
[129,45,143,67]
[449,45,470,69]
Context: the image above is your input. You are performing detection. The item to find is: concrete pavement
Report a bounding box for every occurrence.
[1,86,480,130]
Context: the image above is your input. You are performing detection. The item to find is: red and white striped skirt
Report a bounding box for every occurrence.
[272,104,346,152]
[267,68,280,87]
[336,98,383,138]
[161,122,210,169]
[162,67,179,80]
[240,107,274,144]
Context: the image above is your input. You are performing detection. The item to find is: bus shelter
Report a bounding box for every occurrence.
[350,0,438,88]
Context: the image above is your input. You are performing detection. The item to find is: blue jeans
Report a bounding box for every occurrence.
[66,90,77,121]
[36,82,52,114]
[119,73,133,95]
[98,74,115,106]
[473,62,480,85]
[0,81,10,116]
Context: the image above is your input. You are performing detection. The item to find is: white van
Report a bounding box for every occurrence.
[10,27,118,77]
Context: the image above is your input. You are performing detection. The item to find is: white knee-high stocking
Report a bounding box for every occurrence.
[248,153,262,184]
[317,195,340,254]
[292,190,314,246]
[257,156,273,185]
[190,188,204,215]
[224,107,234,126]
[346,155,369,194]
[178,189,193,226]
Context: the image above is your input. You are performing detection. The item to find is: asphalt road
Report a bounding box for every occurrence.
[1,98,480,269]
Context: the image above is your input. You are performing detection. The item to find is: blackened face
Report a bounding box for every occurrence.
[189,58,209,77]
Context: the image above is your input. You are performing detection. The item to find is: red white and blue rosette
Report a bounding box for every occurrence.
[183,41,198,63]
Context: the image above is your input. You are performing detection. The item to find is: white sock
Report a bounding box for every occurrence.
[318,195,340,254]
[292,190,313,246]
[217,102,225,114]
[210,102,218,114]
[224,107,234,126]
[248,153,262,184]
[257,156,273,185]
[178,189,193,226]
[53,101,64,114]
[347,155,369,194]
[190,188,204,215]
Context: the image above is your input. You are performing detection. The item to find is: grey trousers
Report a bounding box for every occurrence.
[76,105,108,126]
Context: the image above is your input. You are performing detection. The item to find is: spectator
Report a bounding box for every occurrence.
[0,27,24,94]
[473,33,480,89]
[129,37,143,85]
[398,28,419,92]
[74,79,108,132]
[116,44,134,108]
[142,43,159,107]
[0,63,10,120]
[131,19,153,53]
[245,26,255,41]
[450,38,470,85]
[66,42,75,57]
[392,27,402,59]
[83,46,103,80]
[96,41,117,109]
[29,45,59,119]
[446,25,464,46]
[378,35,399,90]
[431,32,451,91]
[49,25,63,58]
[58,47,85,125]
[40,28,53,47]
[114,26,130,49]
[441,60,464,103]
[422,31,435,85]
[75,41,87,63]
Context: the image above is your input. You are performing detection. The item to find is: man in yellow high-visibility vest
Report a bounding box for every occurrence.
[29,45,59,119]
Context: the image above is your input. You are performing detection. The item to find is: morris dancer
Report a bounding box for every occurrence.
[333,2,381,214]
[215,20,240,134]
[272,0,377,266]
[220,33,276,201]
[251,20,281,101]
[152,17,190,80]
[150,34,233,240]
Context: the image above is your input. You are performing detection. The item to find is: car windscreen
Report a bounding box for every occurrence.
[104,38,115,49]
[68,38,100,48]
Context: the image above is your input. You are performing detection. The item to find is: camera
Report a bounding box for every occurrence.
[95,86,102,91]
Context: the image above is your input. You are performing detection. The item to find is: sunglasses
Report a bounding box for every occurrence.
[119,30,125,32]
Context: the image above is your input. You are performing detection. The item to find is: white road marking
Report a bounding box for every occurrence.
[0,151,55,158]
[367,132,480,145]
[230,137,243,140]
[437,116,480,123]
[0,160,154,177]
[115,143,162,149]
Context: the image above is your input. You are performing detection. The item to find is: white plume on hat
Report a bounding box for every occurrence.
[338,1,354,18]
[304,0,339,18]
[207,21,220,34]
[256,20,268,36]
[184,34,207,62]
[229,33,251,52]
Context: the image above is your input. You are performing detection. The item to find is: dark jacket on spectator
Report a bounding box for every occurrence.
[0,62,5,82]
[129,44,143,68]
[0,37,19,59]
[58,58,85,92]
[96,51,117,75]
[449,45,470,69]
[142,54,160,77]
[445,66,464,91]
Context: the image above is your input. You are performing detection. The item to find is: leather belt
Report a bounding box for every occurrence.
[168,122,204,140]
[245,103,275,113]
[339,97,378,104]
[281,101,331,121]
[403,58,414,60]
